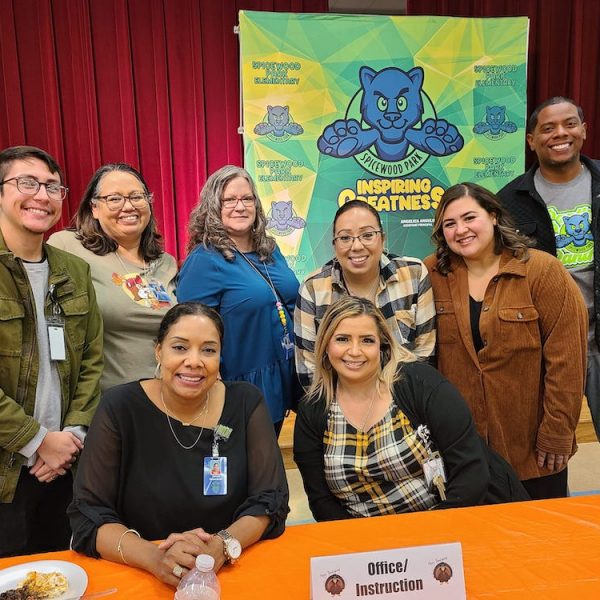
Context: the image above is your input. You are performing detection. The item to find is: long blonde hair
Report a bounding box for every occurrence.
[308,296,412,407]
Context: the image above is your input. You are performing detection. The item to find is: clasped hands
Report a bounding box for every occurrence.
[30,430,83,483]
[154,528,226,585]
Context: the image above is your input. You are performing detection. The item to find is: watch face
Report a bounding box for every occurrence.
[227,538,242,559]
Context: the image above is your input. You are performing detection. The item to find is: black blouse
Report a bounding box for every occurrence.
[69,381,289,556]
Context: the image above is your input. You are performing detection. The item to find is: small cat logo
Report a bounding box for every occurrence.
[267,200,306,235]
[324,573,345,596]
[473,106,517,140]
[433,561,453,584]
[254,105,304,141]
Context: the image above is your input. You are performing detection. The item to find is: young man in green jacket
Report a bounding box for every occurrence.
[0,146,103,556]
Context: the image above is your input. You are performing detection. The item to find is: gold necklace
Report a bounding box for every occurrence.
[160,388,210,450]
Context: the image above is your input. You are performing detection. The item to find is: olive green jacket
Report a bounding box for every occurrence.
[0,230,103,502]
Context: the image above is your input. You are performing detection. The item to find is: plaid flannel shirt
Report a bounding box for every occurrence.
[293,253,436,389]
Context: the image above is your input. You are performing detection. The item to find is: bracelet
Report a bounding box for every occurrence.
[117,528,141,565]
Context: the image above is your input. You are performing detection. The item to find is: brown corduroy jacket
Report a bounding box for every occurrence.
[424,248,587,481]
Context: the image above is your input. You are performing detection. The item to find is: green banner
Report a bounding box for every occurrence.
[239,11,529,280]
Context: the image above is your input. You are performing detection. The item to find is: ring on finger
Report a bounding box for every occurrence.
[172,564,184,578]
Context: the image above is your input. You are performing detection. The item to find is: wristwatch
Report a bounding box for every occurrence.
[215,529,242,564]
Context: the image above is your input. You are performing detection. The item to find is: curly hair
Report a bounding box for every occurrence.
[74,163,163,261]
[308,296,414,408]
[186,165,275,262]
[431,182,531,275]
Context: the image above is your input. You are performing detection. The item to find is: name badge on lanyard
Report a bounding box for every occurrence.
[47,284,66,361]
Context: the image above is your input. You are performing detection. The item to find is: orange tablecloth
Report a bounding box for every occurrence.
[1,495,600,599]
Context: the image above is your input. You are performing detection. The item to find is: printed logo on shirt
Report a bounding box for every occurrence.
[112,271,173,309]
[547,204,594,269]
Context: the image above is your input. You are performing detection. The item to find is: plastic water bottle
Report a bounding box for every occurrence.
[174,554,221,600]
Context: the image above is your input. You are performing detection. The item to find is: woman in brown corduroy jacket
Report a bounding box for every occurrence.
[424,182,587,500]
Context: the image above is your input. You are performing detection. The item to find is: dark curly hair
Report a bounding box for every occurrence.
[74,163,163,261]
[431,182,531,275]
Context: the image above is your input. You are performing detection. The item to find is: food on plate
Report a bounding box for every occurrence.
[19,571,68,598]
[0,570,69,600]
[0,587,40,600]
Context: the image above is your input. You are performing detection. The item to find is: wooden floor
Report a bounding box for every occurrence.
[279,399,598,469]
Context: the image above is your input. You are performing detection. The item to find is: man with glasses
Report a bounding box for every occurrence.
[0,146,103,556]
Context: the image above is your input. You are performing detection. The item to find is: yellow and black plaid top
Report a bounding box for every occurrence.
[324,400,438,517]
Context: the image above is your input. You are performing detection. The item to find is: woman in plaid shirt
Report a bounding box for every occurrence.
[293,296,492,521]
[294,200,436,390]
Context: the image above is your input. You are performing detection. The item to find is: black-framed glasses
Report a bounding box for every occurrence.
[332,230,382,248]
[92,192,153,212]
[221,195,255,209]
[0,176,68,201]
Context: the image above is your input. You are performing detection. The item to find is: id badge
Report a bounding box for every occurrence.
[204,457,227,495]
[422,451,446,491]
[47,317,66,361]
[281,332,295,360]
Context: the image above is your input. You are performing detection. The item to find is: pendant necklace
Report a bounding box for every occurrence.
[114,249,153,276]
[338,384,379,432]
[160,387,210,450]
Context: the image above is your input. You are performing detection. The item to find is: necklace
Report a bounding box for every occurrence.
[345,274,380,302]
[338,384,378,432]
[114,249,149,275]
[160,388,210,450]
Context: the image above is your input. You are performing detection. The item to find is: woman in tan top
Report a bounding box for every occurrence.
[49,163,177,390]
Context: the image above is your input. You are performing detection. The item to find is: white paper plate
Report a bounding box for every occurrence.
[0,559,88,598]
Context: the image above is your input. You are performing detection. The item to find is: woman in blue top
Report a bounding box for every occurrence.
[178,166,300,435]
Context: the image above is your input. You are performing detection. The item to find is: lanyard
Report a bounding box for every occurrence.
[235,249,290,335]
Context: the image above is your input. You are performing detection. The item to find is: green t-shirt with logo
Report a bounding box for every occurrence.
[534,165,596,351]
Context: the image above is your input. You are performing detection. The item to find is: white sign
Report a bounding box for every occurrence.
[310,542,465,599]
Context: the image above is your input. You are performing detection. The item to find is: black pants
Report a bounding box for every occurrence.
[521,467,569,500]
[273,419,284,438]
[0,467,73,557]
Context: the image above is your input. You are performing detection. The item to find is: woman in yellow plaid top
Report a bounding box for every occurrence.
[293,296,492,521]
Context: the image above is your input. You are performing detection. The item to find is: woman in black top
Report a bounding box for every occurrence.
[69,302,288,586]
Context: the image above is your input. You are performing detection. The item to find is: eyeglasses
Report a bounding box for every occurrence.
[0,176,68,201]
[332,230,382,248]
[221,196,255,209]
[92,192,153,211]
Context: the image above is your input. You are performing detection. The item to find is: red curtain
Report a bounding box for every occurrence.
[406,0,600,167]
[0,0,327,260]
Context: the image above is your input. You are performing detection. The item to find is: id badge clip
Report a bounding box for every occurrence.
[47,284,66,361]
[281,332,295,360]
[416,425,447,501]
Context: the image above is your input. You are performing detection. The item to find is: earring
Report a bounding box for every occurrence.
[321,353,330,369]
[154,362,162,379]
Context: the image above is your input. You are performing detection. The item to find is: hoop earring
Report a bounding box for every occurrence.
[321,353,330,369]
[154,362,162,379]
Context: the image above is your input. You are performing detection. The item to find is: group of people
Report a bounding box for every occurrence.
[0,95,595,588]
